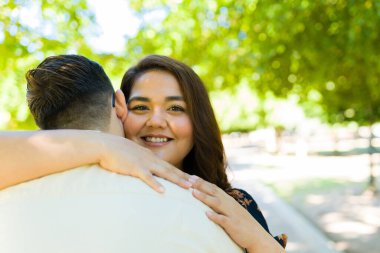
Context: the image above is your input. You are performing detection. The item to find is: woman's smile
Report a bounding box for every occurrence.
[124,70,193,169]
[141,134,173,146]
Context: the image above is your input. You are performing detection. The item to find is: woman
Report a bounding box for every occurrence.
[120,55,286,252]
[1,55,286,252]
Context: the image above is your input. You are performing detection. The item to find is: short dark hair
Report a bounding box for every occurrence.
[121,55,231,191]
[26,55,114,130]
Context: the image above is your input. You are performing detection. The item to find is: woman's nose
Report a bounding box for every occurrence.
[146,110,168,128]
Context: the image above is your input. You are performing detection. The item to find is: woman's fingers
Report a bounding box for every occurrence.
[100,135,192,192]
[138,169,165,193]
[150,163,192,189]
[192,188,225,214]
[138,164,190,193]
[206,211,229,227]
[189,175,221,196]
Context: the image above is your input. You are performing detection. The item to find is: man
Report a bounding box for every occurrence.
[0,55,243,253]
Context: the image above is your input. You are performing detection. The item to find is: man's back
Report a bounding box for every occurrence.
[0,166,243,253]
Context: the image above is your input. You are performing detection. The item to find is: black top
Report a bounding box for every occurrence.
[227,188,287,249]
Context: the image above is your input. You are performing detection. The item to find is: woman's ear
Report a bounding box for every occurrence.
[115,89,128,123]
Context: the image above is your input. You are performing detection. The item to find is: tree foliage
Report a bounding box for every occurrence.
[126,0,380,128]
[125,0,380,190]
[0,0,127,129]
[1,0,380,132]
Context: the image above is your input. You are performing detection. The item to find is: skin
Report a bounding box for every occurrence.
[123,70,194,169]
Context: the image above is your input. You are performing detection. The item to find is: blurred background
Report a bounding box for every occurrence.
[1,0,379,252]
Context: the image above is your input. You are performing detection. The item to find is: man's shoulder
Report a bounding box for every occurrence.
[0,165,196,204]
[0,165,243,253]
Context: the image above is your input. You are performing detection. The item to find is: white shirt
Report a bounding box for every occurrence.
[0,165,243,253]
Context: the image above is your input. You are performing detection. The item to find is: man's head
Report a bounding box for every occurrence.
[26,55,124,134]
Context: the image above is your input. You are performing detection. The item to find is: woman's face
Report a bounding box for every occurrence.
[123,70,194,169]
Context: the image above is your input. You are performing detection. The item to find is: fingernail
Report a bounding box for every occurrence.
[188,175,198,184]
[205,211,214,218]
[184,181,192,188]
[158,186,165,193]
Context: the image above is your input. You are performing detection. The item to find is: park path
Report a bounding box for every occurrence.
[227,148,343,253]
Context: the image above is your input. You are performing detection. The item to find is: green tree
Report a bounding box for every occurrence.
[248,0,380,191]
[0,0,128,129]
[0,0,94,129]
[126,0,380,191]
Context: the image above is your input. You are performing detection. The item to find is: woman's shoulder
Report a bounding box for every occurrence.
[226,188,259,210]
[226,188,269,230]
[227,188,287,249]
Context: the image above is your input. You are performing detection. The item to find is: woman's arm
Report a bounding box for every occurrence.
[227,188,287,249]
[189,175,285,253]
[0,130,191,192]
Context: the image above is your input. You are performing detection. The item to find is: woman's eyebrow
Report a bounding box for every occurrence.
[166,96,184,101]
[128,96,149,103]
[128,96,184,103]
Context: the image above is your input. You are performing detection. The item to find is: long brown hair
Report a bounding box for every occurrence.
[121,55,231,191]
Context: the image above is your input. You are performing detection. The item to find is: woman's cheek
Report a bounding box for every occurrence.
[177,117,193,135]
[123,115,140,138]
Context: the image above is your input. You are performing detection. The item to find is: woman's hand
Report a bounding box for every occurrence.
[98,133,192,193]
[189,175,285,253]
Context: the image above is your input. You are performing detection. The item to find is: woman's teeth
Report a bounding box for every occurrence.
[144,137,169,143]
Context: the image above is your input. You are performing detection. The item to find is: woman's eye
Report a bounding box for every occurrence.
[130,105,149,111]
[168,105,185,112]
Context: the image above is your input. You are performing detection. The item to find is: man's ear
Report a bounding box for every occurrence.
[115,89,128,123]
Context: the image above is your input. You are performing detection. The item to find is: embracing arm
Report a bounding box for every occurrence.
[0,130,190,191]
[0,130,103,189]
[189,175,286,253]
